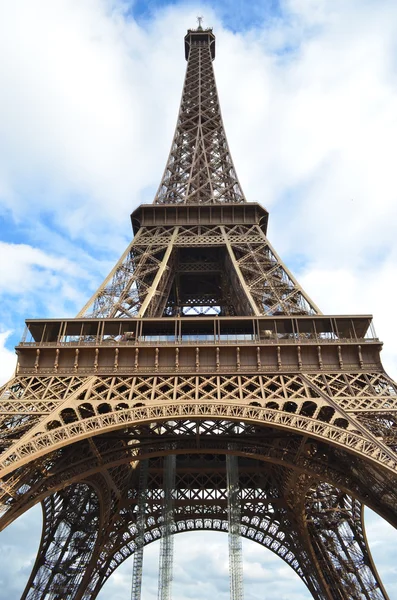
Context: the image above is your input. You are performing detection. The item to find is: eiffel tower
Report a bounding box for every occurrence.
[1,23,396,600]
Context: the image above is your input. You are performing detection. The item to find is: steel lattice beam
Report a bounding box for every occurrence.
[226,452,244,600]
[20,483,102,600]
[131,459,149,600]
[158,455,176,600]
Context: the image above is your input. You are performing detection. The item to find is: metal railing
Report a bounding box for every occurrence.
[18,335,378,348]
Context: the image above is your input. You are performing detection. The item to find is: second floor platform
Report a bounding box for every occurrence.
[15,315,382,376]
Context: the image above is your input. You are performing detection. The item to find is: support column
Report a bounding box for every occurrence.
[226,453,244,600]
[131,459,149,600]
[158,454,176,600]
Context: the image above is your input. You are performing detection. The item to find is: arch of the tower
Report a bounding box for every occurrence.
[1,376,397,479]
[84,475,323,599]
[16,451,389,600]
[88,497,387,600]
[20,480,318,600]
[1,412,397,531]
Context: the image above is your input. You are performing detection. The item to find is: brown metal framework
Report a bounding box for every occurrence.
[0,25,396,600]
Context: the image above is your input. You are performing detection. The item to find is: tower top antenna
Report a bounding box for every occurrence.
[197,16,203,30]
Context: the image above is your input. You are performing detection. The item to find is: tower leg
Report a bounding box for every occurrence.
[227,453,244,600]
[21,483,101,600]
[158,455,176,600]
[304,484,390,600]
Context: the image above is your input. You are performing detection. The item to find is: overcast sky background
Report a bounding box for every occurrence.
[0,0,397,598]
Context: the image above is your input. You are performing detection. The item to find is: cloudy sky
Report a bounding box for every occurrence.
[0,0,397,598]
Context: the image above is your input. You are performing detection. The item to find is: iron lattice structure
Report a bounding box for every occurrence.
[0,25,396,600]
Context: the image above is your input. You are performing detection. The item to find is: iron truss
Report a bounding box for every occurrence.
[154,37,246,205]
[0,24,396,600]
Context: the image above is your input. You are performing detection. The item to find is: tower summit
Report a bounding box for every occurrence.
[0,26,396,600]
[156,23,241,206]
[185,24,215,59]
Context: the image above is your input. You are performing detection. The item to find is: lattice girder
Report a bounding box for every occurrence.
[77,226,177,319]
[1,410,397,542]
[1,372,397,487]
[21,481,103,600]
[77,220,319,318]
[302,484,389,599]
[131,458,149,600]
[154,35,245,205]
[86,461,324,598]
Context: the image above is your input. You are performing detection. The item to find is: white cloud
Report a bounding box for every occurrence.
[0,504,42,598]
[0,331,17,385]
[0,0,187,240]
[365,509,397,597]
[0,241,85,294]
[0,241,95,325]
